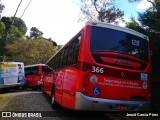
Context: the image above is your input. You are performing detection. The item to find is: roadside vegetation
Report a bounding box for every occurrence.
[0,16,61,65]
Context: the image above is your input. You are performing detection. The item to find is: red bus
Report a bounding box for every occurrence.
[42,21,151,111]
[25,64,45,90]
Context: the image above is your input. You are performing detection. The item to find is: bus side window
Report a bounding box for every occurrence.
[31,66,38,75]
[25,67,31,76]
[64,46,69,67]
[44,66,54,74]
[60,50,65,68]
[67,34,81,66]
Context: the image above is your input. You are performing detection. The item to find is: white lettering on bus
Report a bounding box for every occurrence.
[91,66,104,74]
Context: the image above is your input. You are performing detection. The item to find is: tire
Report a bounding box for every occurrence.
[51,87,59,109]
[18,86,25,90]
[41,84,45,94]
[32,86,38,91]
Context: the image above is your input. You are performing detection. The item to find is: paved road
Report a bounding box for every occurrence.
[0,90,158,120]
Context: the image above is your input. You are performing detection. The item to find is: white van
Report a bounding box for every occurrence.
[0,62,25,89]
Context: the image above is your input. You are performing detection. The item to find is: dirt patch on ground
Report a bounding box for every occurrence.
[0,94,12,111]
[0,90,21,111]
[0,90,53,111]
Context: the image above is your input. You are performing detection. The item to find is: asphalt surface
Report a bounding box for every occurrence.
[0,89,159,120]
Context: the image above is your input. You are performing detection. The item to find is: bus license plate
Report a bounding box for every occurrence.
[115,104,128,110]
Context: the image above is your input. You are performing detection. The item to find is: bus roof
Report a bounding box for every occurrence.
[24,64,46,68]
[85,21,149,41]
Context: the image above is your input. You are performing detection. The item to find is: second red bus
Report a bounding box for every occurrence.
[25,64,45,90]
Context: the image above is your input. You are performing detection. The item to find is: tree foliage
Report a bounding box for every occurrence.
[0,2,5,18]
[6,39,61,65]
[30,27,43,39]
[0,17,27,56]
[1,17,27,35]
[0,2,5,11]
[126,0,160,81]
[11,17,27,35]
[1,17,13,30]
[79,0,124,24]
[0,22,6,54]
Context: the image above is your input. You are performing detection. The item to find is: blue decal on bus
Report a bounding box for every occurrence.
[93,87,100,96]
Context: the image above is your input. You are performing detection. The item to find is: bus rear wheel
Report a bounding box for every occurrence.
[51,87,59,109]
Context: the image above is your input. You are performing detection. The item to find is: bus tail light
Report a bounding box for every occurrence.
[82,73,89,93]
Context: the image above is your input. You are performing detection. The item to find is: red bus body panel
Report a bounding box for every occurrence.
[42,72,54,95]
[42,68,77,110]
[25,75,41,87]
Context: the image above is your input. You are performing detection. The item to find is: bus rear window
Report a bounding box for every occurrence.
[90,26,149,62]
[25,66,38,76]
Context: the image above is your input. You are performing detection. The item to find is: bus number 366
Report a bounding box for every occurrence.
[91,66,104,74]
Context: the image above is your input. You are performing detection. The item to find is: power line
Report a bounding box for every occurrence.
[21,0,33,18]
[13,0,23,19]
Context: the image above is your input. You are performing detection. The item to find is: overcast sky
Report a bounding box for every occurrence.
[1,0,152,45]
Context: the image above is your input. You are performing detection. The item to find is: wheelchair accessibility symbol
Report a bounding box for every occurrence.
[93,87,100,96]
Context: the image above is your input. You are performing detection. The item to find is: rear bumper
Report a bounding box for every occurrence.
[75,92,150,111]
[0,83,25,89]
[26,80,42,87]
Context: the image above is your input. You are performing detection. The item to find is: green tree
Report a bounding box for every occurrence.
[1,17,13,30]
[0,1,5,19]
[30,27,43,39]
[1,17,27,39]
[126,19,146,34]
[0,22,6,54]
[79,0,124,24]
[6,39,61,65]
[11,17,27,35]
[0,16,27,58]
[0,2,5,11]
[0,22,5,38]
